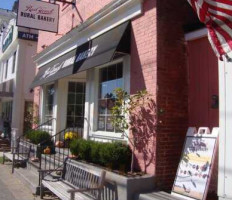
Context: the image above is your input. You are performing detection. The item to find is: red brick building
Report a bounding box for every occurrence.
[31,0,219,198]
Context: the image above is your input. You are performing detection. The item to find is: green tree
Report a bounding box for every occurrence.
[111,88,154,173]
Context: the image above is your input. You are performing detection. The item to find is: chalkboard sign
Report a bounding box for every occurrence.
[172,127,219,200]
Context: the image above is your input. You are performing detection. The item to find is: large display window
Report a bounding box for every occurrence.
[97,62,123,133]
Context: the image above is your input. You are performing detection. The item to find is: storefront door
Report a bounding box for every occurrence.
[66,82,86,130]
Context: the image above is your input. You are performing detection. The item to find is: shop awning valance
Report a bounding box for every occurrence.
[30,21,130,88]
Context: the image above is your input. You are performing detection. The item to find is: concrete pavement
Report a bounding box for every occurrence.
[0,162,58,200]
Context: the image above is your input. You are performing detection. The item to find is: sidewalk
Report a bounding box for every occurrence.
[0,162,58,200]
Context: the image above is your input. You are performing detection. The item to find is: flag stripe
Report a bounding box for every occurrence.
[188,0,232,58]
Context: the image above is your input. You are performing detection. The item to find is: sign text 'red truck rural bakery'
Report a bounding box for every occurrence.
[17,0,59,33]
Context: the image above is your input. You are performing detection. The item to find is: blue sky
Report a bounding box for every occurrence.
[0,0,16,10]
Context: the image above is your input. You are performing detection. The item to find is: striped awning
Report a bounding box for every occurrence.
[187,0,232,60]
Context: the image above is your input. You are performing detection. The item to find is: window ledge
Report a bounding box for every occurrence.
[90,131,126,140]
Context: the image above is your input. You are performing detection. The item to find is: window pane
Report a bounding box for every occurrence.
[98,100,107,115]
[67,105,75,116]
[116,78,123,88]
[75,117,84,128]
[75,105,83,116]
[68,93,75,104]
[106,116,114,132]
[117,63,123,78]
[76,94,83,104]
[105,80,116,98]
[67,116,75,127]
[76,83,84,93]
[68,82,76,93]
[107,99,115,114]
[98,116,105,131]
[107,65,117,81]
[44,84,54,123]
[99,67,108,83]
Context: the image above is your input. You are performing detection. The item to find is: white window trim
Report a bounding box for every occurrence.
[86,56,130,140]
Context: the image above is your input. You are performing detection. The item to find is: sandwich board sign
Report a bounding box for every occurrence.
[17,0,59,33]
[171,127,219,200]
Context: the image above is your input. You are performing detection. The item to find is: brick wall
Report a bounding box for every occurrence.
[155,0,198,190]
[130,0,157,174]
[155,1,218,199]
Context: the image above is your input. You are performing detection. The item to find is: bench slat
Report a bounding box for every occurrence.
[43,180,89,200]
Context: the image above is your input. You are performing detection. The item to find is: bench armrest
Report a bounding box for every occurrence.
[67,187,102,193]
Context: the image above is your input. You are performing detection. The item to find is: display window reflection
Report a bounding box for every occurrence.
[98,63,123,132]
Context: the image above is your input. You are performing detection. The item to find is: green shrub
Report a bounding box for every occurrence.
[90,142,101,164]
[78,139,93,161]
[99,143,114,166]
[70,138,132,172]
[70,138,80,156]
[99,142,131,170]
[25,130,51,145]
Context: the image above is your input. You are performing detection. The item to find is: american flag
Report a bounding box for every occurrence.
[187,0,232,60]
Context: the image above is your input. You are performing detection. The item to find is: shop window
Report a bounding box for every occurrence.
[2,101,13,122]
[43,84,55,123]
[66,82,85,128]
[97,63,123,132]
[12,51,16,73]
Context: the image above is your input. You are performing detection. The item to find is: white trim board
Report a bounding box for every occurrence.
[218,56,232,200]
[185,28,207,41]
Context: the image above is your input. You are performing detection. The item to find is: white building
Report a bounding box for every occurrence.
[0,8,38,135]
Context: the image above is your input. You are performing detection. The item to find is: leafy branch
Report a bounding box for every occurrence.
[111,88,153,173]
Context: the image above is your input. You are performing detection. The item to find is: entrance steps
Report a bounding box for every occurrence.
[8,148,69,195]
[0,138,11,151]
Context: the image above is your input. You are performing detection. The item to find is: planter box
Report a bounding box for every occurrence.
[72,160,156,200]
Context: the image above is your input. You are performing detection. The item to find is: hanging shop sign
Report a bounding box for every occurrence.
[171,127,219,200]
[18,31,38,41]
[2,26,14,52]
[17,0,59,33]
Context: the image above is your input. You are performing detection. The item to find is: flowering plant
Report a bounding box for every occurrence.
[64,132,78,140]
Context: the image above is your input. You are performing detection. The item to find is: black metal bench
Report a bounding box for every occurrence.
[39,158,106,200]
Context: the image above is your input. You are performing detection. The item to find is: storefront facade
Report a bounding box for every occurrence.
[32,0,221,198]
[0,9,37,135]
